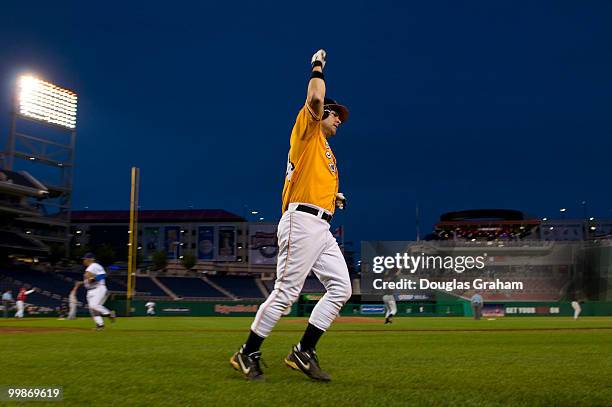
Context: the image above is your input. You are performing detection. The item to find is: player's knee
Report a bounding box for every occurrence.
[340,280,352,303]
[274,286,301,307]
[331,279,352,304]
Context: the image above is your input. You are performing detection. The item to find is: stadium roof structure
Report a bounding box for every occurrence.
[71,209,246,223]
[0,169,48,197]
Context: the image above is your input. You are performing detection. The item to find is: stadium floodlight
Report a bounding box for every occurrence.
[17,75,78,129]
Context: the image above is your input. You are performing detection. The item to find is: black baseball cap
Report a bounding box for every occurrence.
[324,98,349,123]
[81,252,96,260]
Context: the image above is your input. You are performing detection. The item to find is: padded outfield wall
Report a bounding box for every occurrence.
[105,298,612,317]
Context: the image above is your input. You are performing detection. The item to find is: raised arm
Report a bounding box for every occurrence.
[306,49,327,119]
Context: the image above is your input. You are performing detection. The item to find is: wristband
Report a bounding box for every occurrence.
[310,71,325,81]
[312,60,323,68]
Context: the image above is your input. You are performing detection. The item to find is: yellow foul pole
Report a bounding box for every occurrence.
[126,167,140,316]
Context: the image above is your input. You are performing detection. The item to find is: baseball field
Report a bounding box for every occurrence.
[1,316,611,406]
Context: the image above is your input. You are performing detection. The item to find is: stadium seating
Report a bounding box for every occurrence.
[25,291,62,308]
[55,269,126,292]
[135,276,168,297]
[0,275,63,308]
[157,276,226,298]
[104,274,128,292]
[207,275,263,298]
[1,268,74,296]
[54,270,83,281]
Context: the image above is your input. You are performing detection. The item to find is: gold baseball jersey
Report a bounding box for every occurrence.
[281,103,339,214]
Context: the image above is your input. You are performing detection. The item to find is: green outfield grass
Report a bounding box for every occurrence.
[1,316,611,406]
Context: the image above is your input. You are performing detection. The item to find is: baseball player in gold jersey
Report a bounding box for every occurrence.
[231,49,351,381]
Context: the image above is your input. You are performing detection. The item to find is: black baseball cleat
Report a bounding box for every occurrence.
[108,310,116,323]
[285,345,331,382]
[230,347,266,381]
[94,324,104,331]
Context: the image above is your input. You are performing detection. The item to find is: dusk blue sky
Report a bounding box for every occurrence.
[1,1,611,245]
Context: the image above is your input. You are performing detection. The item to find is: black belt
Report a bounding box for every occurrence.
[296,204,332,223]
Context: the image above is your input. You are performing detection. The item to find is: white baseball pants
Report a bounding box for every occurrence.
[15,300,24,318]
[87,286,110,325]
[383,295,397,318]
[68,302,77,319]
[571,301,581,319]
[251,203,352,337]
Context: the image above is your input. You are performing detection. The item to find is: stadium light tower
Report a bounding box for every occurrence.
[2,74,78,255]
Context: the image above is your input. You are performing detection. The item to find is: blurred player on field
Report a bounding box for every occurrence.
[383,294,397,324]
[471,293,483,320]
[571,300,582,320]
[382,268,399,324]
[82,252,116,330]
[145,301,156,316]
[15,286,35,318]
[2,289,13,318]
[68,281,82,320]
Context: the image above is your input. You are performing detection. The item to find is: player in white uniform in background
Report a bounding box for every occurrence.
[382,269,398,324]
[571,300,582,320]
[383,294,397,324]
[68,281,82,320]
[145,301,156,316]
[82,253,116,330]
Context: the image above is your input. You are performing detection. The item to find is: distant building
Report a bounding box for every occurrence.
[70,209,282,274]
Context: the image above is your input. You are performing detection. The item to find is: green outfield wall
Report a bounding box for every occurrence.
[103,298,612,317]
